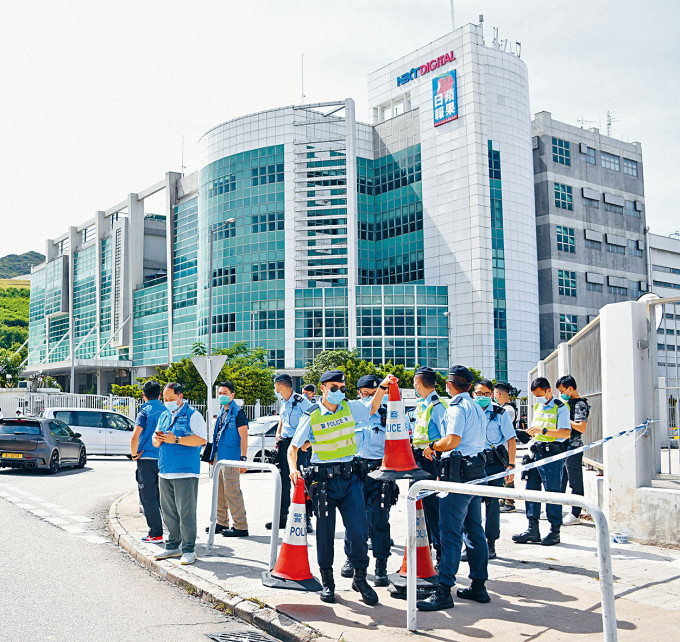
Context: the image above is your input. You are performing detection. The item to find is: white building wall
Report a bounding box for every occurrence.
[367,23,538,388]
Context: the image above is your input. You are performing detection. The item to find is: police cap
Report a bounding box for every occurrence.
[447,365,474,383]
[415,366,436,377]
[357,374,381,389]
[319,370,345,384]
[273,373,293,385]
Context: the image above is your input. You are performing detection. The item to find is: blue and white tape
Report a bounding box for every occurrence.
[413,420,653,501]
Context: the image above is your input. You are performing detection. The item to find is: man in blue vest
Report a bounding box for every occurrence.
[417,365,490,611]
[267,373,314,531]
[131,380,166,543]
[411,365,448,569]
[288,370,395,605]
[512,377,571,547]
[340,374,395,587]
[208,381,250,538]
[152,382,207,566]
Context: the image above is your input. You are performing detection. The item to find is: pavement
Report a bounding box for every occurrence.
[107,462,680,641]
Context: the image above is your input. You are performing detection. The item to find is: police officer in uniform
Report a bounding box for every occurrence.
[417,366,490,611]
[288,370,395,604]
[411,366,448,568]
[493,381,520,513]
[512,377,571,546]
[267,373,315,531]
[470,379,516,560]
[340,374,395,587]
[555,375,589,526]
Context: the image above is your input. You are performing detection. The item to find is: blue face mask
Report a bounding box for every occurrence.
[534,395,547,405]
[164,400,179,412]
[327,390,346,405]
[560,393,570,402]
[476,396,491,409]
[275,391,283,401]
[219,394,231,406]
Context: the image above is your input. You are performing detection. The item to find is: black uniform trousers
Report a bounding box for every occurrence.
[413,449,440,553]
[312,471,369,570]
[136,458,163,537]
[482,459,505,543]
[561,449,584,517]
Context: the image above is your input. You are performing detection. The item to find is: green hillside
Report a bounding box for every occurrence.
[0,251,45,278]
[0,287,30,351]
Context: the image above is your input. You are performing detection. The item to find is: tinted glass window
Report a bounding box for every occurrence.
[105,413,130,430]
[56,420,74,437]
[0,420,41,435]
[74,412,105,428]
[49,421,69,437]
[53,411,72,425]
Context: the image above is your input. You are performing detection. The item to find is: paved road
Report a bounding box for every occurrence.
[0,457,272,642]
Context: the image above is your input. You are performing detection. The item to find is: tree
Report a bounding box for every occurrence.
[137,342,275,406]
[111,384,143,399]
[0,348,24,387]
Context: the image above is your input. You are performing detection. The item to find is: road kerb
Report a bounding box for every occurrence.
[106,492,323,642]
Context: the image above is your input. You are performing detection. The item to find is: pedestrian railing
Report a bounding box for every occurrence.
[206,459,282,570]
[406,481,617,642]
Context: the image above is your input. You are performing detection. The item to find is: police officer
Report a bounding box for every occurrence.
[417,366,490,611]
[411,366,448,568]
[288,370,395,604]
[555,375,589,526]
[493,381,520,513]
[267,373,315,531]
[302,384,317,403]
[471,379,516,560]
[512,377,571,546]
[340,374,395,587]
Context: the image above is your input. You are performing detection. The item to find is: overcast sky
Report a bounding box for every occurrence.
[0,0,677,259]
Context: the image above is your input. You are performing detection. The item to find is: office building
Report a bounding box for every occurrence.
[26,21,540,392]
[532,112,647,358]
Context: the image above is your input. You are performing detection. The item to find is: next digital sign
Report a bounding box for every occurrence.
[396,51,455,87]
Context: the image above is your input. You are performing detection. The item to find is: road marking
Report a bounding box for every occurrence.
[17,503,35,510]
[45,517,68,526]
[70,516,92,523]
[56,508,75,515]
[40,502,61,508]
[81,534,108,544]
[29,509,49,517]
[59,524,88,534]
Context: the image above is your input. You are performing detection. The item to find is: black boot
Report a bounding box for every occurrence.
[457,579,490,603]
[374,558,389,587]
[541,526,561,546]
[417,584,453,611]
[306,516,314,534]
[487,540,497,560]
[319,567,335,603]
[512,519,541,544]
[352,568,379,605]
[340,557,354,578]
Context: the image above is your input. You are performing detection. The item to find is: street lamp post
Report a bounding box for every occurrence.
[444,311,453,364]
[206,218,236,420]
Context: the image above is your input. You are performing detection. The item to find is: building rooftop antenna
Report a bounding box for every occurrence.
[577,117,595,129]
[606,110,621,137]
[181,135,186,176]
[449,0,455,31]
[301,53,305,105]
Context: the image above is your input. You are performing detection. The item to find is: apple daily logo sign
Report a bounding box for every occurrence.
[396,51,456,87]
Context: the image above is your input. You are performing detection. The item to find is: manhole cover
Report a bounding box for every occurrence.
[206,632,278,642]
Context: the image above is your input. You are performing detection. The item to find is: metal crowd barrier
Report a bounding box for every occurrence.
[406,481,618,642]
[206,459,281,570]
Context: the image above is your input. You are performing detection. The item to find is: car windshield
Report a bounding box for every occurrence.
[0,420,41,435]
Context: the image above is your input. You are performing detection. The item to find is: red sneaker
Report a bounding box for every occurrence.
[142,535,163,543]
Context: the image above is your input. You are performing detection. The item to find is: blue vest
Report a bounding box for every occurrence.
[211,402,242,462]
[137,399,167,459]
[157,403,201,475]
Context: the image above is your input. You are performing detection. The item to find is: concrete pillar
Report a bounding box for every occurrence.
[345,98,358,351]
[600,301,656,536]
[557,342,570,377]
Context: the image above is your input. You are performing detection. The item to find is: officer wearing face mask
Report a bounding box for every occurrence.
[340,374,395,588]
[411,366,448,569]
[467,379,516,561]
[288,370,396,605]
[512,377,570,547]
[267,373,315,532]
[206,381,250,538]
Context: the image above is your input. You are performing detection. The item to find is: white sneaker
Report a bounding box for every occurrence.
[180,551,197,565]
[563,513,581,526]
[154,547,182,560]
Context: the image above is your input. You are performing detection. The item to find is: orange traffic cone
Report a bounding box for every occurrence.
[369,380,430,480]
[262,478,322,591]
[388,499,438,599]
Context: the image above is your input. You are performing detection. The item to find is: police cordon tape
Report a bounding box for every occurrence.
[415,419,655,501]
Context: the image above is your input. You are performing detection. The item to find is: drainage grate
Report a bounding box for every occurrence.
[206,632,278,642]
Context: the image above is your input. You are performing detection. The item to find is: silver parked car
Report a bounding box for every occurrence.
[246,417,279,464]
[0,417,86,474]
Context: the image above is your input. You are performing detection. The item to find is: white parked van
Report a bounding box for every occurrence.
[42,408,136,456]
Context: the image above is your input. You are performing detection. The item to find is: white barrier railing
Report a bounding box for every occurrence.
[406,481,617,642]
[206,459,281,570]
